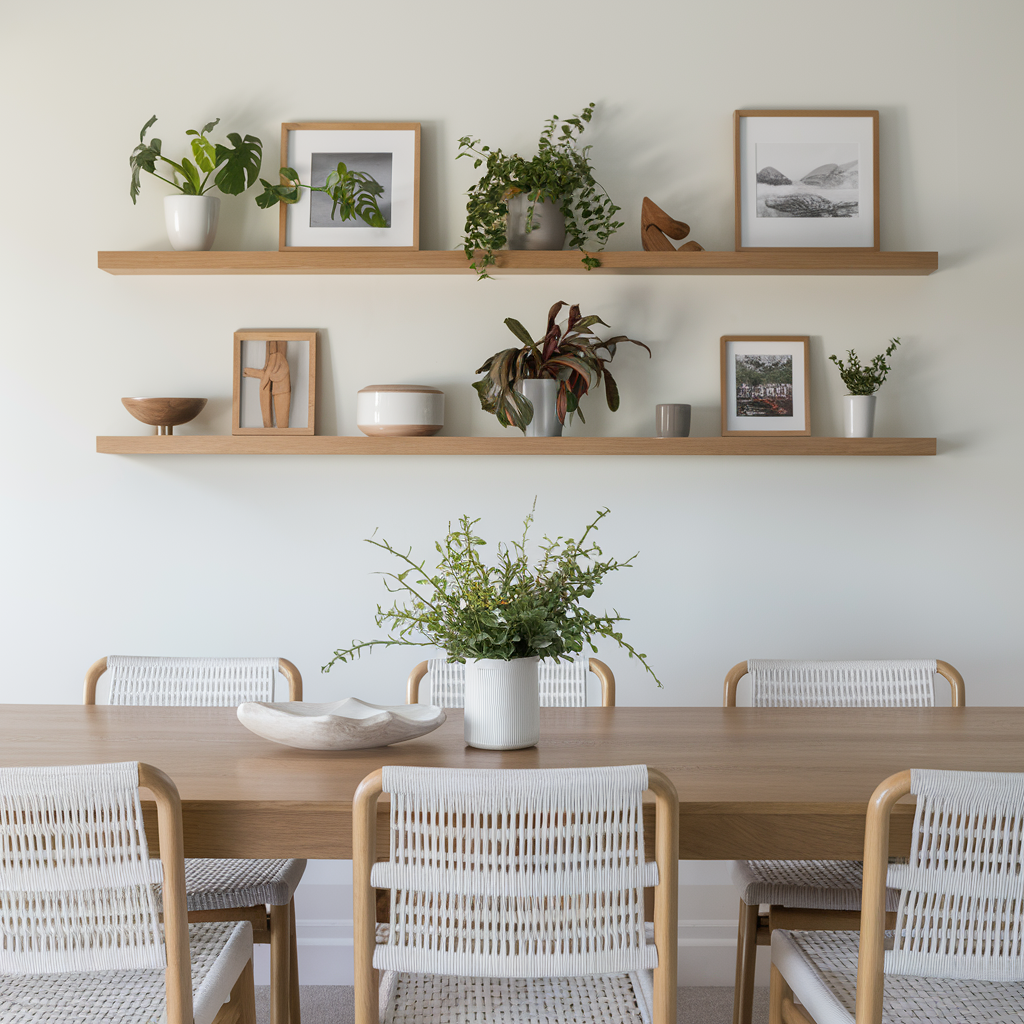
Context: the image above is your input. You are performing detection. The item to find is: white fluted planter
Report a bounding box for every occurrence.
[463,656,540,750]
[164,194,220,251]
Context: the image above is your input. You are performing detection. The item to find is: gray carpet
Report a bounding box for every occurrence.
[255,985,770,1023]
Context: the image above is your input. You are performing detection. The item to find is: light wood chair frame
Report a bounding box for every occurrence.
[144,761,257,1024]
[84,657,301,1024]
[725,659,964,1024]
[352,765,679,1024]
[768,770,912,1024]
[406,657,617,706]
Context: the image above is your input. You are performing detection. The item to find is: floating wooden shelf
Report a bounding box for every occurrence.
[96,436,937,456]
[96,249,939,276]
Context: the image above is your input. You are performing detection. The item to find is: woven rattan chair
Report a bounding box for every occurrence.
[0,760,255,1024]
[770,767,1024,1024]
[724,659,966,1024]
[353,763,678,1024]
[406,654,616,706]
[84,655,305,1024]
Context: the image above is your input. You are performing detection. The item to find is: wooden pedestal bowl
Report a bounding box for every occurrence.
[122,397,207,435]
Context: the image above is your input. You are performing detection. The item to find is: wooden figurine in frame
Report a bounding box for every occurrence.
[233,330,317,435]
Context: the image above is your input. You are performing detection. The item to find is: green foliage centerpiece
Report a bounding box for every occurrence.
[326,507,658,746]
[458,102,624,280]
[325,506,658,678]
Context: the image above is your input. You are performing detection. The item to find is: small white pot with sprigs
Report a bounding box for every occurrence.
[829,338,901,438]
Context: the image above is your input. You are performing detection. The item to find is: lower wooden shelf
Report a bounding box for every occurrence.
[96,436,937,456]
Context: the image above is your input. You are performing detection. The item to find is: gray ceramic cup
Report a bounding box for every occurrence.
[656,403,691,437]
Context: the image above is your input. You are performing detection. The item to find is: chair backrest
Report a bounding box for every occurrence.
[408,655,616,707]
[370,764,659,979]
[722,659,966,708]
[0,761,165,975]
[886,769,1024,982]
[83,655,303,705]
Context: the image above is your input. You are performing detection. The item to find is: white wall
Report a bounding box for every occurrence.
[3,0,1022,987]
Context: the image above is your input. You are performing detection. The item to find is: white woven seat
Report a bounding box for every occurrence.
[413,654,615,707]
[770,768,1024,1024]
[772,930,1024,1024]
[0,921,252,1024]
[378,970,654,1024]
[354,764,678,1024]
[151,858,307,912]
[726,659,965,1024]
[731,859,901,913]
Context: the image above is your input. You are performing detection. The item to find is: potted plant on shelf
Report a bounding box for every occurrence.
[829,337,901,437]
[474,301,651,435]
[129,116,263,251]
[254,163,387,226]
[324,506,660,750]
[458,102,624,280]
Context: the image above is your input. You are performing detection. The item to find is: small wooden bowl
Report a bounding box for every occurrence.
[122,397,207,435]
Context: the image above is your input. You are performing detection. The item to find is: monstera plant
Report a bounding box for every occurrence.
[474,300,651,430]
[255,163,387,226]
[129,116,263,202]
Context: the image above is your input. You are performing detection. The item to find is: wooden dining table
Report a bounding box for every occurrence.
[2,704,1022,859]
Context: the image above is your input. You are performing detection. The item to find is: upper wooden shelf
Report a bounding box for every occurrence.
[96,250,939,276]
[96,436,936,456]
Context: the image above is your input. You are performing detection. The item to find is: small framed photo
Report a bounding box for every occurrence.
[279,122,420,251]
[721,336,810,436]
[232,330,318,436]
[734,110,879,251]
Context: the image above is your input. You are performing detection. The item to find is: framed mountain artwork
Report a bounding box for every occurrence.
[734,111,879,251]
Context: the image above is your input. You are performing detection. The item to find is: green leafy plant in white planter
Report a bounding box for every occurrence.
[129,116,263,251]
[829,337,901,438]
[324,506,660,749]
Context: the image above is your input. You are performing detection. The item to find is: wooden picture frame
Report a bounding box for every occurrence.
[720,335,810,436]
[232,330,318,436]
[278,122,420,252]
[734,110,879,252]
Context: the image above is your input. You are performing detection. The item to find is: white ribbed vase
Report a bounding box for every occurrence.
[463,656,540,750]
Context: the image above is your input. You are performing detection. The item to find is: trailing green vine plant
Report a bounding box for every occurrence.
[829,337,901,394]
[323,505,661,685]
[458,102,624,279]
[129,116,263,202]
[255,162,387,226]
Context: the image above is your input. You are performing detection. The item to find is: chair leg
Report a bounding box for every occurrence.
[270,902,291,1024]
[289,897,302,1024]
[733,899,760,1024]
[769,963,789,1024]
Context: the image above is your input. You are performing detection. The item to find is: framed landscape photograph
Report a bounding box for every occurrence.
[734,110,878,251]
[232,330,318,435]
[279,122,420,251]
[721,335,810,436]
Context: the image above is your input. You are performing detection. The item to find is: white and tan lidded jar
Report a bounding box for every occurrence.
[356,384,445,437]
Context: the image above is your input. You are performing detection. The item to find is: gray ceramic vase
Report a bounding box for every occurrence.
[516,378,563,437]
[506,193,567,250]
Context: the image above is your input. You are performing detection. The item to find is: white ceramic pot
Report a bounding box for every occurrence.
[843,394,877,438]
[516,378,563,437]
[506,193,567,250]
[356,384,445,436]
[164,194,220,251]
[463,656,540,750]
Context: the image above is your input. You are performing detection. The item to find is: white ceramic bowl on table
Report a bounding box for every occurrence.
[237,698,446,750]
[356,384,444,437]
